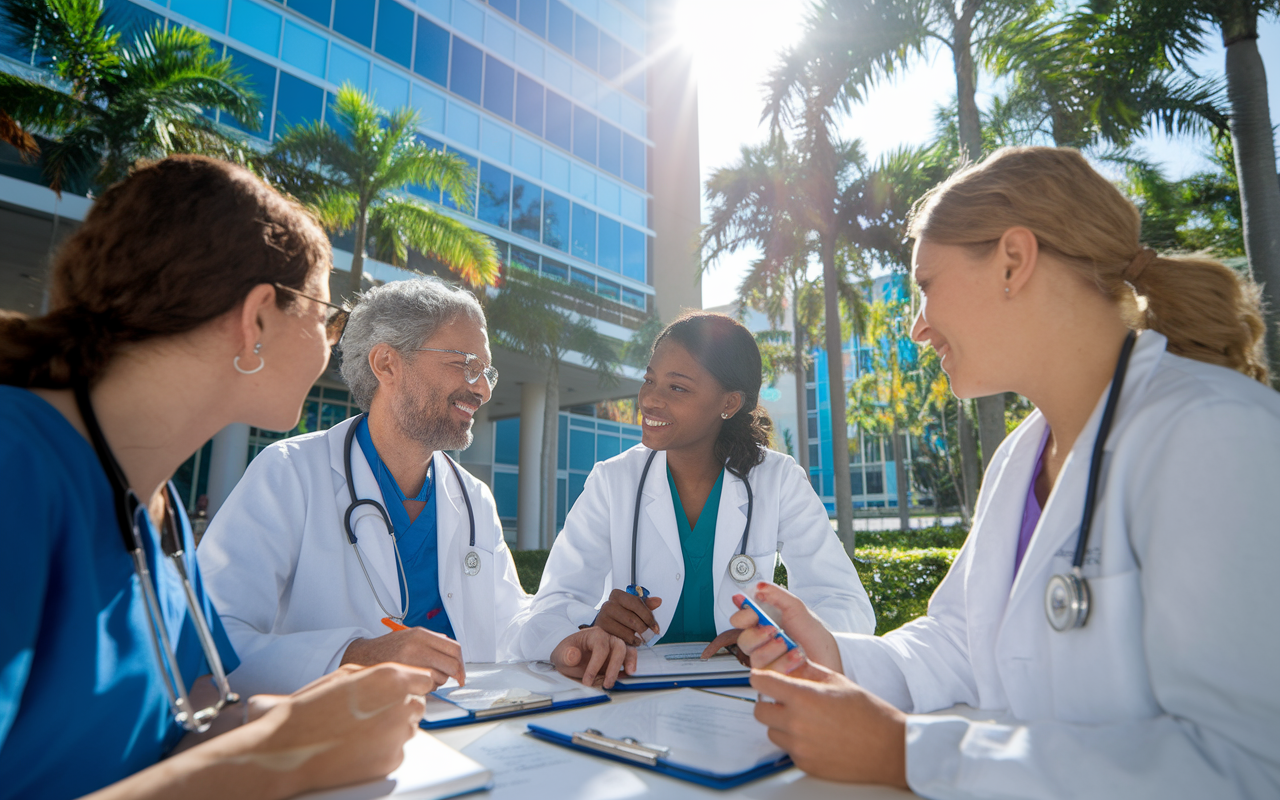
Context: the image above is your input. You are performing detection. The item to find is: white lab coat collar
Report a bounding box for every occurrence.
[325,415,403,618]
[1005,330,1167,614]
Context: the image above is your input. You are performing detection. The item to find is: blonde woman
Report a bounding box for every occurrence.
[731,146,1280,798]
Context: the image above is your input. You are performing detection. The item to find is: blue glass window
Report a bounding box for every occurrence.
[511,177,542,240]
[332,0,374,47]
[623,47,644,99]
[597,216,620,272]
[171,0,227,31]
[573,15,597,71]
[407,133,444,202]
[374,0,413,68]
[572,107,596,163]
[223,47,275,137]
[510,245,539,272]
[569,428,595,470]
[515,74,543,135]
[570,268,595,294]
[542,257,568,282]
[544,90,572,152]
[623,134,645,187]
[543,190,570,251]
[621,287,645,310]
[494,417,520,464]
[571,204,596,262]
[483,55,515,120]
[276,72,324,134]
[229,0,280,55]
[478,162,512,228]
[519,0,546,36]
[450,38,483,105]
[599,32,621,81]
[622,225,645,282]
[597,277,619,302]
[548,0,573,53]
[287,0,330,25]
[325,91,350,140]
[413,18,449,86]
[443,148,478,214]
[490,0,517,19]
[598,120,621,176]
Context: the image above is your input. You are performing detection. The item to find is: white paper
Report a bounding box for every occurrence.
[461,724,652,800]
[300,731,491,800]
[627,643,749,678]
[529,689,785,777]
[425,661,605,722]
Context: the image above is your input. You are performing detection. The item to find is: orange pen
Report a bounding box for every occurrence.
[381,617,408,632]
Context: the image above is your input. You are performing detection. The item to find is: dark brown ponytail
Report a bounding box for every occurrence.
[654,313,773,478]
[0,155,331,388]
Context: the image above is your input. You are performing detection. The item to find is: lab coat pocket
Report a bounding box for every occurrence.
[1048,568,1160,723]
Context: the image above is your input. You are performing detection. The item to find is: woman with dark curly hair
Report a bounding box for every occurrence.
[516,312,874,663]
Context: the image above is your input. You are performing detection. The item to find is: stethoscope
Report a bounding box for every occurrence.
[74,383,238,732]
[626,449,757,599]
[1045,330,1137,632]
[342,414,480,625]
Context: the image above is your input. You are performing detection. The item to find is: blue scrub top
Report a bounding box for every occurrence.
[0,387,239,800]
[662,467,724,643]
[354,418,456,638]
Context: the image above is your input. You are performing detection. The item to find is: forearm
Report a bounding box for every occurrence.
[168,694,284,756]
[83,721,298,800]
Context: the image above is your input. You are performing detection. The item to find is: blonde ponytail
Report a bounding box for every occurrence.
[908,146,1269,383]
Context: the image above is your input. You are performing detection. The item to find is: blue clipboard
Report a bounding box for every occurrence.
[525,724,791,789]
[419,691,609,730]
[609,674,750,692]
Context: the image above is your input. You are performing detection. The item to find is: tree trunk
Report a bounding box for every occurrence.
[1223,31,1280,381]
[956,399,978,518]
[347,208,369,297]
[951,3,1008,472]
[894,428,910,531]
[821,233,855,551]
[540,360,561,549]
[792,300,810,473]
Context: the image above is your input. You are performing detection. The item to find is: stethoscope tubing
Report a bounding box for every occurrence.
[630,448,754,590]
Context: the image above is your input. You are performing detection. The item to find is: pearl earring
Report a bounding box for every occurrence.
[721,413,730,420]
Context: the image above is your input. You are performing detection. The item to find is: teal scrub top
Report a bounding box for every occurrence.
[662,467,724,643]
[354,417,456,637]
[0,387,239,800]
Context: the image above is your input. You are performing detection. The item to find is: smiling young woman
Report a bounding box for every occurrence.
[515,312,875,665]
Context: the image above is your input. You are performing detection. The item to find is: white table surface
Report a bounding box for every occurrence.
[429,687,922,800]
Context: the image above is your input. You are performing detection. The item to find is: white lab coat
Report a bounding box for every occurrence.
[198,416,530,696]
[517,446,875,660]
[834,331,1280,799]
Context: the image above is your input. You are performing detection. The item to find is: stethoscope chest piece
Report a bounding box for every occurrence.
[729,553,757,583]
[1045,569,1090,631]
[463,550,481,576]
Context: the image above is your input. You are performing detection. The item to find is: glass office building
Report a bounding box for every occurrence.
[0,0,702,543]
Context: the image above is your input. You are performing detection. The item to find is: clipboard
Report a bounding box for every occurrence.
[612,642,751,691]
[420,661,609,729]
[526,688,792,789]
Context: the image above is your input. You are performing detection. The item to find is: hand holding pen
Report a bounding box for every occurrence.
[593,586,663,646]
[729,583,844,674]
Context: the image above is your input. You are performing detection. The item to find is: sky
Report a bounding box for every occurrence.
[677,0,1280,309]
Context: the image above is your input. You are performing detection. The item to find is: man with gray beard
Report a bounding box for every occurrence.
[200,278,632,697]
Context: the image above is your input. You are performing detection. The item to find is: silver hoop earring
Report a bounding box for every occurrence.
[234,343,265,375]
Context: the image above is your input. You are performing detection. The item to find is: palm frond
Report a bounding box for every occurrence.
[369,197,500,286]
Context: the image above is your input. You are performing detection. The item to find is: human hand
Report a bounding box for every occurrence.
[341,628,464,687]
[700,628,745,664]
[751,662,907,788]
[731,583,842,672]
[550,627,637,688]
[246,663,437,796]
[593,588,662,646]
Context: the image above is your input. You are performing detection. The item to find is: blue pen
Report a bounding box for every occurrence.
[738,595,798,652]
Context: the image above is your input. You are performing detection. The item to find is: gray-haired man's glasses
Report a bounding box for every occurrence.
[415,347,499,389]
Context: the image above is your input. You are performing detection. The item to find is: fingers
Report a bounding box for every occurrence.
[609,589,660,631]
[595,615,644,646]
[601,591,660,639]
[623,644,638,675]
[580,634,610,687]
[701,629,741,659]
[600,637,628,689]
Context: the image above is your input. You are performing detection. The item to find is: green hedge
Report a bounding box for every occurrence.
[509,526,965,636]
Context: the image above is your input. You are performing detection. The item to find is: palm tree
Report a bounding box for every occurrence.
[486,267,621,548]
[0,0,260,193]
[768,0,1048,478]
[266,85,500,296]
